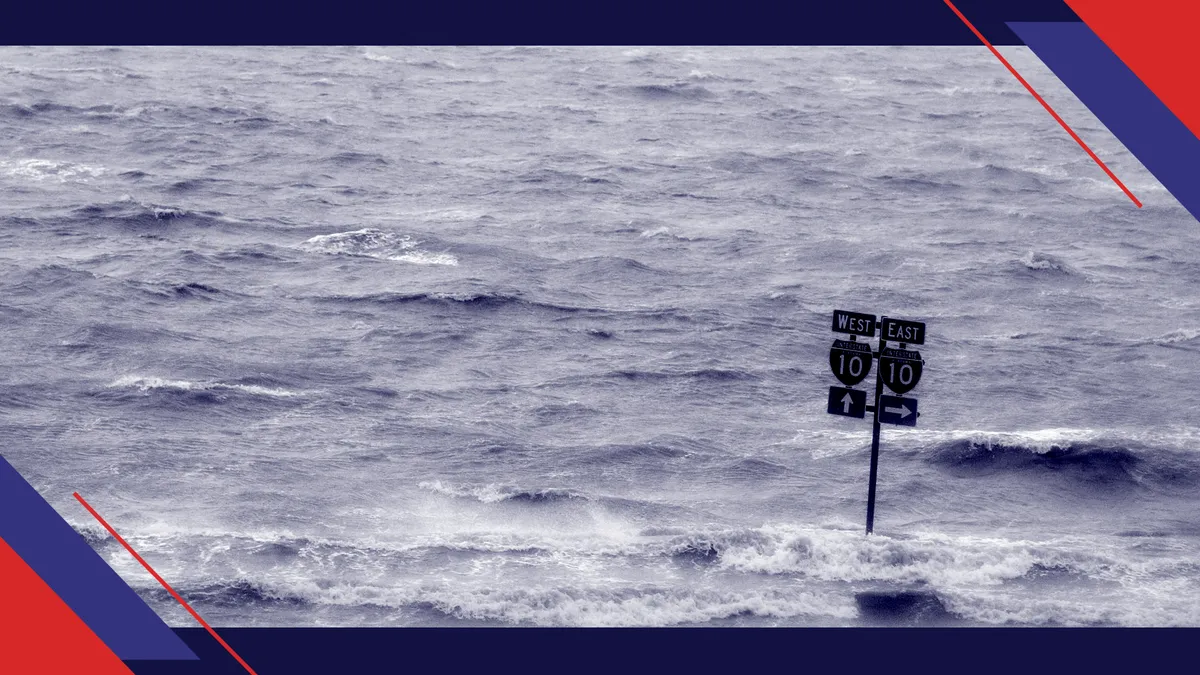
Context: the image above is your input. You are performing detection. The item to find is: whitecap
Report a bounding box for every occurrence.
[108,375,305,398]
[298,228,458,266]
[1,158,106,182]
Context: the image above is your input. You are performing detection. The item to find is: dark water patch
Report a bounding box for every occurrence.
[588,443,690,463]
[250,539,308,558]
[503,489,585,504]
[671,541,721,565]
[327,151,389,166]
[722,457,787,479]
[168,580,309,608]
[0,101,124,119]
[8,264,96,296]
[855,589,954,625]
[353,386,399,398]
[607,368,759,382]
[1,102,36,118]
[942,163,1054,191]
[214,246,287,262]
[551,255,667,279]
[621,83,715,100]
[532,401,598,423]
[169,177,228,192]
[220,116,274,129]
[1019,562,1089,583]
[317,291,598,316]
[517,168,618,186]
[870,172,961,193]
[60,323,199,351]
[0,384,42,409]
[1118,520,1200,538]
[921,110,984,121]
[173,282,221,298]
[119,170,149,180]
[581,435,715,465]
[127,279,231,303]
[69,201,225,231]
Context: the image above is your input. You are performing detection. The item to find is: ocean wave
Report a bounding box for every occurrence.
[318,291,593,314]
[155,579,310,609]
[619,83,716,100]
[917,430,1200,488]
[106,375,307,399]
[419,480,587,504]
[606,368,760,382]
[1018,250,1075,274]
[120,524,1199,626]
[405,585,851,626]
[1146,328,1200,346]
[656,525,1100,589]
[298,229,458,266]
[67,199,227,230]
[153,578,853,626]
[1,158,106,183]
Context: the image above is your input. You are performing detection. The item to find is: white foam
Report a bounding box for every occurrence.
[299,228,458,266]
[1,158,106,182]
[1020,250,1071,272]
[108,375,305,398]
[1151,328,1200,345]
[96,519,1200,626]
[419,480,520,503]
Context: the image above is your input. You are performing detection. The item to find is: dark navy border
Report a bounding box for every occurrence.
[125,627,1196,674]
[5,1,1078,45]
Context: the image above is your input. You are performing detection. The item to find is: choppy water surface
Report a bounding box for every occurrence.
[2,46,1199,627]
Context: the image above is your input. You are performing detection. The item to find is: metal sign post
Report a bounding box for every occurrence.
[827,310,927,535]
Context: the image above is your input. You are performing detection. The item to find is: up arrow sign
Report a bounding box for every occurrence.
[841,392,855,414]
[878,395,918,427]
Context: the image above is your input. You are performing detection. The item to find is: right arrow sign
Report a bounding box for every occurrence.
[878,394,919,427]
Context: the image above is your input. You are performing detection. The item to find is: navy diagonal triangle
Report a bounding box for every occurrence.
[1009,21,1200,222]
[0,456,197,660]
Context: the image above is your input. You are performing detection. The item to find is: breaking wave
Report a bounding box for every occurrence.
[299,229,459,265]
[106,375,307,399]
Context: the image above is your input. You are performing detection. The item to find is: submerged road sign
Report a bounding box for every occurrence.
[824,310,929,535]
[878,395,918,427]
[827,386,867,418]
[832,310,877,338]
[829,339,872,387]
[879,347,923,395]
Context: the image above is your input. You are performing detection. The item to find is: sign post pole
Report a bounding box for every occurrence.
[865,319,886,535]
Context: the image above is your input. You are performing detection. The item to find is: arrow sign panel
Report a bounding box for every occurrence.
[879,347,922,395]
[829,339,872,387]
[878,394,918,427]
[827,386,867,419]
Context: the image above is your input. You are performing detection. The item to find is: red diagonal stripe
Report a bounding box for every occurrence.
[944,0,1141,207]
[74,493,259,675]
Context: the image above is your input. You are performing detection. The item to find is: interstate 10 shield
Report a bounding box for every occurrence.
[879,347,922,394]
[829,339,872,387]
